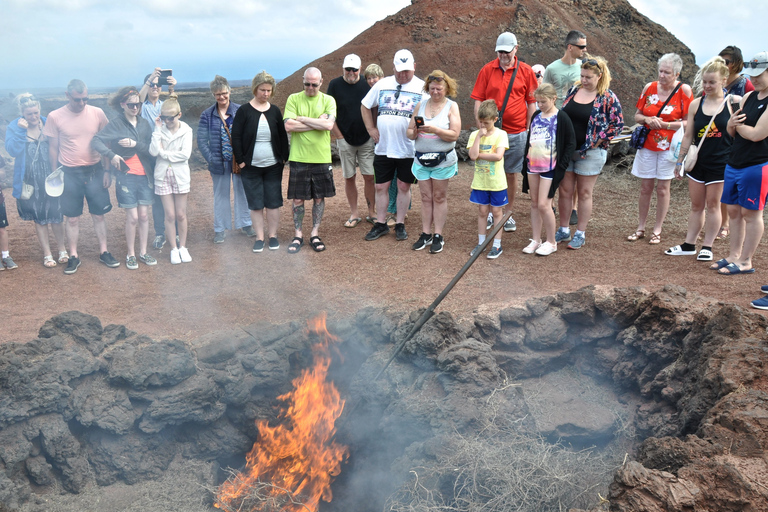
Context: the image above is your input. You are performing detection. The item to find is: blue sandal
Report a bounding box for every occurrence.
[718,262,755,275]
[710,258,729,270]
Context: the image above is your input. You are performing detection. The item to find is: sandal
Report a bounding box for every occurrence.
[43,255,57,268]
[716,226,729,240]
[648,232,661,244]
[344,217,362,228]
[627,229,645,241]
[309,235,326,252]
[287,237,303,254]
[365,215,376,225]
[58,250,69,264]
[710,258,730,270]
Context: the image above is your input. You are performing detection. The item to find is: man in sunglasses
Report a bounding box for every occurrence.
[362,49,425,242]
[139,67,177,250]
[543,30,587,109]
[283,67,337,253]
[43,79,114,274]
[327,54,376,228]
[471,32,539,234]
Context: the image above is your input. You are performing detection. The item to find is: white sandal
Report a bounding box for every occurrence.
[58,250,69,264]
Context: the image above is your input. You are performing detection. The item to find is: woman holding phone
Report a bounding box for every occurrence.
[92,86,156,269]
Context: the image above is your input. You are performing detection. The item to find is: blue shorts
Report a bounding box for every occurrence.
[722,161,768,210]
[567,148,607,176]
[470,189,508,207]
[529,169,555,180]
[412,161,458,181]
[116,173,154,209]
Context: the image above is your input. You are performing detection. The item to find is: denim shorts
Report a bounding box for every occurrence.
[566,148,607,176]
[60,164,113,217]
[116,172,154,209]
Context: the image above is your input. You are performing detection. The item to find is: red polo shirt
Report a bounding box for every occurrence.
[471,57,538,134]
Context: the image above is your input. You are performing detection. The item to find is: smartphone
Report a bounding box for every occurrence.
[119,160,130,173]
[730,96,740,111]
[159,69,173,86]
[414,116,425,128]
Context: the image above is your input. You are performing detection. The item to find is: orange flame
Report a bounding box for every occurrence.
[215,313,349,512]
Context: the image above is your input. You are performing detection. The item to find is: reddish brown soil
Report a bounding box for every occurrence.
[1,162,764,345]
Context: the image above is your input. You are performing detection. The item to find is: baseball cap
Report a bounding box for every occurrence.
[394,49,415,72]
[45,167,64,197]
[532,64,545,76]
[495,32,518,53]
[343,54,361,69]
[744,51,768,77]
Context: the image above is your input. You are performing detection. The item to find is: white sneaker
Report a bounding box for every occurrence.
[179,246,192,263]
[170,247,182,265]
[522,239,541,254]
[535,241,557,256]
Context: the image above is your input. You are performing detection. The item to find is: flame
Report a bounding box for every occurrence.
[215,313,349,512]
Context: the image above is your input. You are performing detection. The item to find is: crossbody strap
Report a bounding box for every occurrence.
[499,65,519,118]
[655,82,682,117]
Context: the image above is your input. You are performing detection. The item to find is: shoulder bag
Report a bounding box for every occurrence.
[629,82,682,150]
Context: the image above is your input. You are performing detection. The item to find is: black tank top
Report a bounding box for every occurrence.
[728,92,768,169]
[691,99,732,174]
[562,98,593,149]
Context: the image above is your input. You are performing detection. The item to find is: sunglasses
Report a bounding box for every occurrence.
[583,59,600,68]
[745,60,768,69]
[535,72,542,79]
[497,50,512,55]
[427,75,445,82]
[394,84,402,100]
[723,58,732,66]
[71,97,88,103]
[160,113,179,122]
[344,67,359,72]
[125,102,141,109]
[148,83,161,89]
[571,44,587,49]
[303,82,320,88]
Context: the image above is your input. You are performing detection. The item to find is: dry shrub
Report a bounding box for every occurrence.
[213,471,312,512]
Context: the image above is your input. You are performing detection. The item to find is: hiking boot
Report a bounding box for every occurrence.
[429,234,444,253]
[365,222,390,241]
[555,228,572,243]
[503,216,517,232]
[126,255,139,270]
[152,234,166,250]
[100,251,120,268]
[412,232,433,251]
[213,231,225,244]
[139,253,157,266]
[487,246,503,259]
[395,223,408,241]
[64,256,81,274]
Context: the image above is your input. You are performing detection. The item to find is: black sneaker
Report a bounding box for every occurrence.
[569,209,578,226]
[152,234,166,250]
[365,222,390,241]
[395,223,408,241]
[268,237,280,250]
[429,234,444,253]
[252,239,265,253]
[412,232,433,251]
[100,251,120,268]
[64,256,81,275]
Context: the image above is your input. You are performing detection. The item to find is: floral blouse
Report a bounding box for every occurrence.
[563,86,624,157]
[635,81,692,152]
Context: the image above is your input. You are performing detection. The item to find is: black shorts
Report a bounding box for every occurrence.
[687,164,725,185]
[60,164,113,217]
[0,199,8,228]
[373,155,417,185]
[286,162,336,200]
[241,162,284,210]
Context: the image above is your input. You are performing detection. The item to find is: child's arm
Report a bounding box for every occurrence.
[468,129,483,161]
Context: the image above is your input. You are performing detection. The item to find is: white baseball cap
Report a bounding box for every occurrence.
[45,167,64,197]
[343,54,361,70]
[394,49,415,72]
[744,51,768,77]
[532,64,545,76]
[495,32,518,53]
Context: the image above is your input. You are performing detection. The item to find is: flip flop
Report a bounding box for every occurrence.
[310,236,326,252]
[287,237,303,254]
[710,258,730,270]
[718,263,755,275]
[365,216,376,225]
[344,217,362,228]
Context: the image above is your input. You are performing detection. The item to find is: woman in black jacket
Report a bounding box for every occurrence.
[231,71,290,253]
[92,86,156,269]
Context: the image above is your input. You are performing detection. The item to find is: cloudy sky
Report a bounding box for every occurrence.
[1,0,765,91]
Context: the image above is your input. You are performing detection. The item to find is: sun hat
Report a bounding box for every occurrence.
[45,167,64,197]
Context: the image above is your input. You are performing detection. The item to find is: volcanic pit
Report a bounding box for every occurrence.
[1,285,768,512]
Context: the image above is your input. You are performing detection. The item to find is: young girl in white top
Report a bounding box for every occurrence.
[149,96,193,265]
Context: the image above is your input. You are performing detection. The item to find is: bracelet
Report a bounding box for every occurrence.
[675,163,683,166]
[667,123,671,130]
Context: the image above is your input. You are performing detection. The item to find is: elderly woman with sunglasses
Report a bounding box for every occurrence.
[92,86,156,269]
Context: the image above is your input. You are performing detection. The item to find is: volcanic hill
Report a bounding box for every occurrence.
[271,0,697,128]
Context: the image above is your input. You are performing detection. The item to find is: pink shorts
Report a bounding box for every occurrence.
[155,166,189,195]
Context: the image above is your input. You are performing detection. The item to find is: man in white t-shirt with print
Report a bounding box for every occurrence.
[362,49,425,242]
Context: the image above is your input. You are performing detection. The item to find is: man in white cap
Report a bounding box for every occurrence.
[327,54,376,228]
[362,49,425,242]
[471,32,539,234]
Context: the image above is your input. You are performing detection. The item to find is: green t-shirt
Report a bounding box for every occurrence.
[283,91,337,163]
[467,128,509,191]
[543,59,581,109]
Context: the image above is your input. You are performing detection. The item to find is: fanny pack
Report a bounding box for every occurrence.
[415,150,451,167]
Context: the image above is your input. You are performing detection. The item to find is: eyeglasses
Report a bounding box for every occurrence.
[344,67,359,72]
[394,84,402,100]
[148,83,161,89]
[214,92,229,97]
[125,102,141,109]
[427,75,445,82]
[571,44,587,49]
[745,60,768,69]
[71,97,88,103]
[160,114,179,121]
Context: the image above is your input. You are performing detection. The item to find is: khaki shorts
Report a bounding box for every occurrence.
[337,138,375,179]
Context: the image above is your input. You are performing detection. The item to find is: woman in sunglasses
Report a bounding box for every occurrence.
[92,86,156,269]
[150,96,193,265]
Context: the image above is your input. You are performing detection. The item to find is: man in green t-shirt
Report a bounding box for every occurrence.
[542,30,587,109]
[284,67,337,253]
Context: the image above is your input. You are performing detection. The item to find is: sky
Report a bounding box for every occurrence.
[0,0,766,92]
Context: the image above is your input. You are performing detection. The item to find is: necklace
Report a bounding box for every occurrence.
[428,98,446,117]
